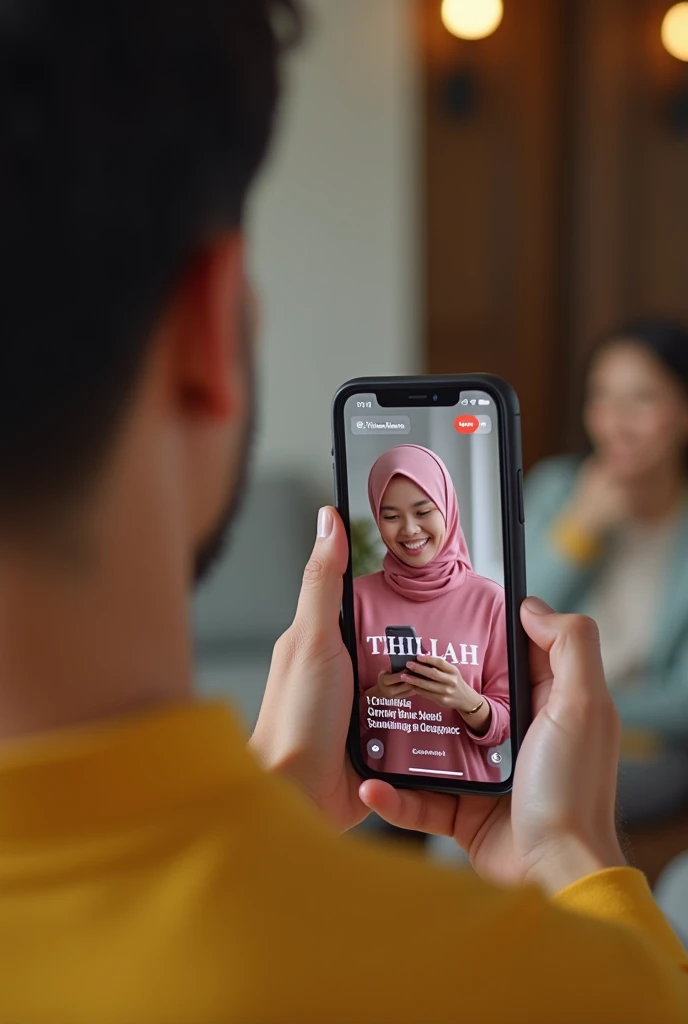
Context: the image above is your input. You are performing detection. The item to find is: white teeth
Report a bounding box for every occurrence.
[403,539,427,550]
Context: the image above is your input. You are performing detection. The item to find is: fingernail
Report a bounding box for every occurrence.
[317,506,334,539]
[523,596,553,616]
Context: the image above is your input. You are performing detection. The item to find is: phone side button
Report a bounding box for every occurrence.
[517,469,525,524]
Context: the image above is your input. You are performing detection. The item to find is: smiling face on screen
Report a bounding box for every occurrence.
[377,475,447,568]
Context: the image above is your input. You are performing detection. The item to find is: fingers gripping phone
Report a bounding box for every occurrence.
[332,375,530,796]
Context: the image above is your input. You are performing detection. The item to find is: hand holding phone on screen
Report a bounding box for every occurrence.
[375,670,413,699]
[407,654,491,734]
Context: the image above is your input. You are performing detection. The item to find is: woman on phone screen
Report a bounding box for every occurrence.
[354,444,510,784]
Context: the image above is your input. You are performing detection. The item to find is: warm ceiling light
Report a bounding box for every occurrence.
[662,3,688,61]
[441,0,504,41]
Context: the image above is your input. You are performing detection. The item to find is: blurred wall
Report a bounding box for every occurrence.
[418,0,564,471]
[417,0,688,468]
[563,0,688,419]
[251,0,421,498]
[194,0,423,720]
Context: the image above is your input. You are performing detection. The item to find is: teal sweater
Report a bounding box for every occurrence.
[525,456,688,743]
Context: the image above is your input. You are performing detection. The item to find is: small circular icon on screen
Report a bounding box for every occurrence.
[356,420,364,429]
[367,738,385,760]
[490,752,503,765]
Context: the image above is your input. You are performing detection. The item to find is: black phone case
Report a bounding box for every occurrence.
[332,374,530,797]
[385,626,419,675]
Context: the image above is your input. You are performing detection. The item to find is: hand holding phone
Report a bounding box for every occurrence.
[375,669,413,699]
[359,600,625,893]
[333,375,529,796]
[255,511,622,892]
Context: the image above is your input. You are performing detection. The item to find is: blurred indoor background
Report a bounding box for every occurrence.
[192,0,688,897]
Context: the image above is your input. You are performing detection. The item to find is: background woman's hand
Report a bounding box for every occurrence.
[565,458,629,536]
[404,655,481,713]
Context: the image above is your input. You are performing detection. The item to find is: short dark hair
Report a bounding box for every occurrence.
[0,0,301,516]
[588,317,688,398]
[581,316,688,468]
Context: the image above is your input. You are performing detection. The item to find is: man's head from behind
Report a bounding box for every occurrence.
[0,0,300,581]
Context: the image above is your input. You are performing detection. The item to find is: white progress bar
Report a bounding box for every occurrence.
[408,768,464,776]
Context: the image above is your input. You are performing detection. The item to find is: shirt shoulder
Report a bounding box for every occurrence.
[189,771,688,1022]
[1,706,685,1022]
[353,571,385,599]
[464,571,505,606]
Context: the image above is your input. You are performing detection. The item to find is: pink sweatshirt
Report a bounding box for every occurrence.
[354,571,509,782]
[353,444,510,784]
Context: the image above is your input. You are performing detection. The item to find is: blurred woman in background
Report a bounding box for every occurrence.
[526,318,688,826]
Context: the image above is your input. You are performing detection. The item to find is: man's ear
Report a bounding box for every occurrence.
[168,233,247,423]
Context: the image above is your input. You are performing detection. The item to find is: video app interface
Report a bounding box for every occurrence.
[345,391,512,784]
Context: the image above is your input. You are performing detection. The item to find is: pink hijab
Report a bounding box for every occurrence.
[368,444,473,602]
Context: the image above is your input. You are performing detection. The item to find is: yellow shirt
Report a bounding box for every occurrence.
[0,702,685,1023]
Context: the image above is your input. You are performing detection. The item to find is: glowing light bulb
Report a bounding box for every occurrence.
[662,3,688,62]
[441,0,504,41]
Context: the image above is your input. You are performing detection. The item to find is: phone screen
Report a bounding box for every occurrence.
[341,387,515,787]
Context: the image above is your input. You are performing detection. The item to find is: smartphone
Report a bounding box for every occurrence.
[385,625,420,675]
[332,375,529,796]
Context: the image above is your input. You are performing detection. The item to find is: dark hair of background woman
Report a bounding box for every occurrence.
[577,317,688,463]
[587,317,688,397]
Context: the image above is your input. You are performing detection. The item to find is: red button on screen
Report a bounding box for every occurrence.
[454,415,479,435]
